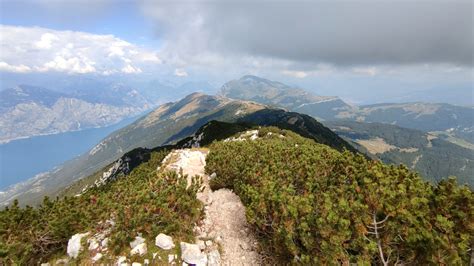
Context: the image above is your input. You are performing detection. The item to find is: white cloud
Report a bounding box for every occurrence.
[174,68,188,77]
[0,25,161,75]
[121,64,142,74]
[281,70,308,78]
[0,61,32,73]
[352,67,378,76]
[35,33,59,49]
[38,56,96,74]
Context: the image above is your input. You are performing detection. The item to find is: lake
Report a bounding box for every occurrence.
[0,116,139,189]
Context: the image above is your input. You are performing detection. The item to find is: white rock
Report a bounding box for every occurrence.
[168,254,175,263]
[130,236,145,249]
[180,242,207,266]
[88,238,99,250]
[205,240,212,247]
[101,238,109,248]
[207,250,221,266]
[155,233,175,250]
[196,240,205,250]
[91,253,103,262]
[144,259,150,265]
[132,263,141,266]
[130,243,147,256]
[117,256,127,265]
[209,172,217,179]
[67,232,89,258]
[40,263,50,266]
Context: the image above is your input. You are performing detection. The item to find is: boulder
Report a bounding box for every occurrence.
[155,233,175,250]
[130,243,147,256]
[67,232,90,258]
[180,242,207,266]
[130,236,145,249]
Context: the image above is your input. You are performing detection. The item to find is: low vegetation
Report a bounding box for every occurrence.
[0,150,202,264]
[206,127,474,264]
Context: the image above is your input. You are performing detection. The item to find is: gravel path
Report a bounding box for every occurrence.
[163,149,262,265]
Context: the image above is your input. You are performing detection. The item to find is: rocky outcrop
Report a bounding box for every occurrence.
[67,232,90,258]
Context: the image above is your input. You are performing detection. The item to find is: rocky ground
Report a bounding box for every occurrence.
[163,149,263,265]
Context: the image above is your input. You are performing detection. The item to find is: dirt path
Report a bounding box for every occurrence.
[163,149,262,265]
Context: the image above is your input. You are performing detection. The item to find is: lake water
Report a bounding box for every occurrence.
[0,116,139,189]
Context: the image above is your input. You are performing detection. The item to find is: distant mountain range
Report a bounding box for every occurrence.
[0,85,152,143]
[220,75,474,144]
[0,93,354,206]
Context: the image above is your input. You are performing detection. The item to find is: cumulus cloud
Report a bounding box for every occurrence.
[0,62,32,73]
[142,0,473,68]
[174,68,188,77]
[0,25,161,74]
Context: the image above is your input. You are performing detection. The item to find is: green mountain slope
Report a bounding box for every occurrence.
[325,121,474,186]
[0,93,354,206]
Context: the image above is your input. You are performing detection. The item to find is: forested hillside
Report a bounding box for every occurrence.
[326,121,474,186]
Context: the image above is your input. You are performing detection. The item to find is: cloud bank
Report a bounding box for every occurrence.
[0,25,161,74]
[143,0,473,69]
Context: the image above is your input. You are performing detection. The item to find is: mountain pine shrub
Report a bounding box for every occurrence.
[205,127,474,264]
[0,150,203,264]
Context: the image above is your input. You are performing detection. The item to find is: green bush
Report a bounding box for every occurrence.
[205,127,474,264]
[0,150,203,264]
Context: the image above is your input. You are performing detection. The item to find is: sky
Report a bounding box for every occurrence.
[0,0,472,105]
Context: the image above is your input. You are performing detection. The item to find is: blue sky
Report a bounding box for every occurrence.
[1,0,160,47]
[0,0,472,105]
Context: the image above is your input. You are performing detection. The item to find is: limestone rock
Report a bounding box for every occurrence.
[155,233,175,250]
[88,238,99,250]
[117,256,127,265]
[66,232,89,258]
[168,254,175,263]
[91,253,103,262]
[130,243,147,256]
[180,242,207,265]
[197,240,206,250]
[207,250,221,266]
[130,236,145,249]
